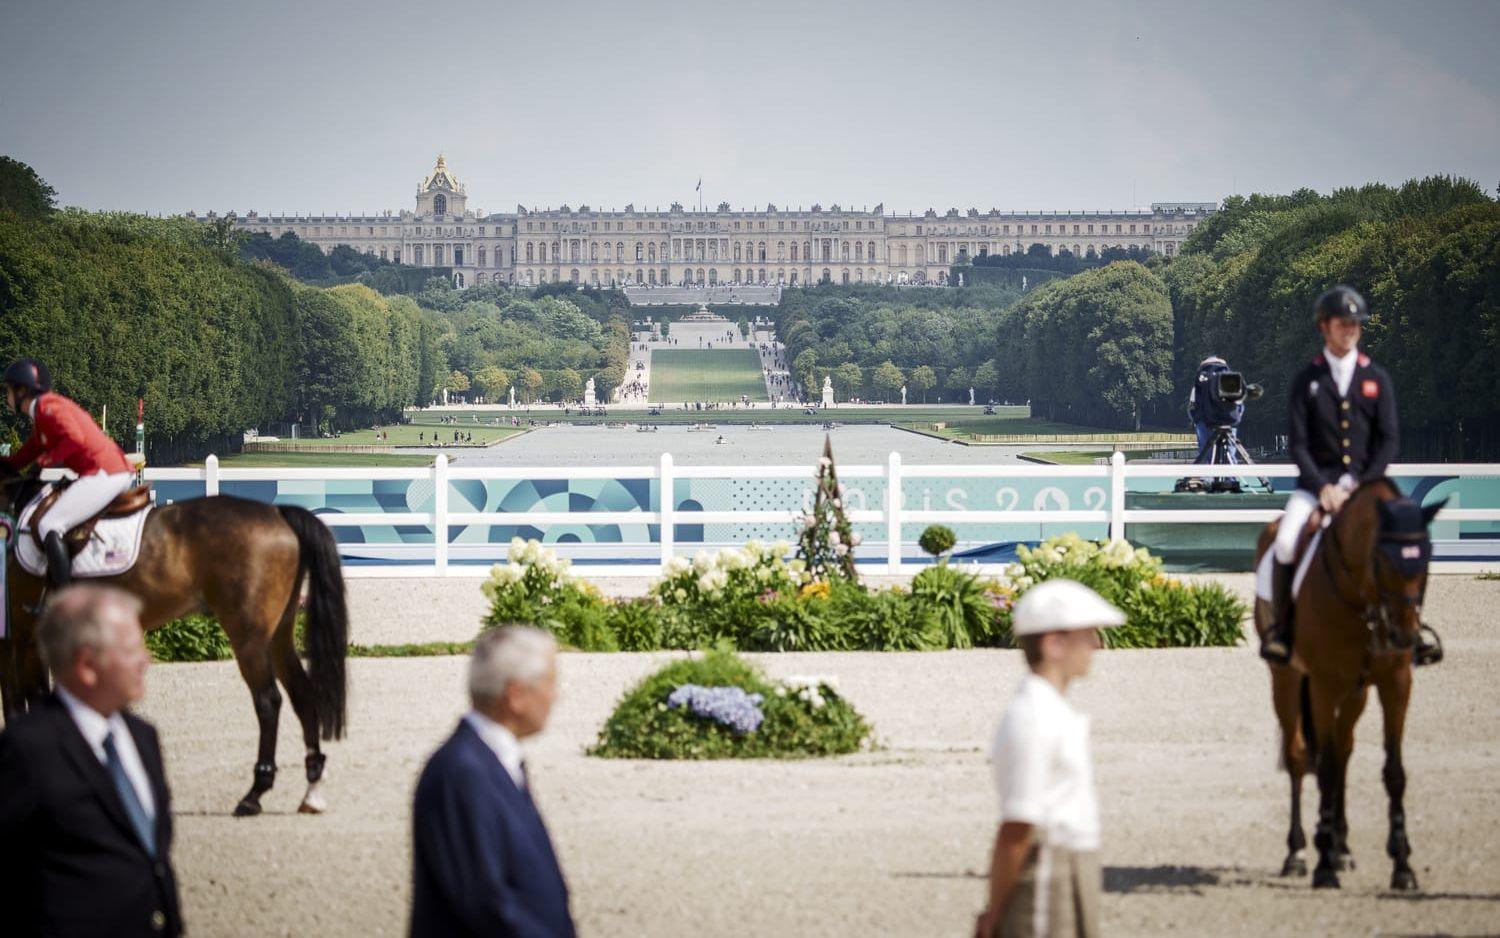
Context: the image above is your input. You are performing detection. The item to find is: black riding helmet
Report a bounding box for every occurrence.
[3,358,50,394]
[1313,285,1370,324]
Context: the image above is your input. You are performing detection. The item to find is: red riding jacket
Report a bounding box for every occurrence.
[5,392,131,476]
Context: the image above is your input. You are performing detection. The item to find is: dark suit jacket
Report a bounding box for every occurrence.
[0,694,182,938]
[410,720,574,938]
[1288,351,1399,493]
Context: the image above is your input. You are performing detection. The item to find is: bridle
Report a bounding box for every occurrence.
[1320,497,1436,670]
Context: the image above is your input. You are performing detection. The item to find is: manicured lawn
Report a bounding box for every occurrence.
[263,424,524,447]
[194,452,436,469]
[1025,449,1171,465]
[648,349,769,402]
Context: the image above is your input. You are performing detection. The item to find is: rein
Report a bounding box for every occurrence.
[1318,498,1425,675]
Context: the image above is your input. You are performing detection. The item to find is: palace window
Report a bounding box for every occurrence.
[433,194,447,216]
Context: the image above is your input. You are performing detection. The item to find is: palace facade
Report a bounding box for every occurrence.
[218,156,1216,289]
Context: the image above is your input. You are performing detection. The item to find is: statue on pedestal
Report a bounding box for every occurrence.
[508,386,515,408]
[584,377,597,407]
[821,375,835,408]
[969,387,975,406]
[901,385,907,406]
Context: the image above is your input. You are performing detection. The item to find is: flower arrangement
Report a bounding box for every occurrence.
[797,436,860,580]
[591,647,873,759]
[481,534,1245,653]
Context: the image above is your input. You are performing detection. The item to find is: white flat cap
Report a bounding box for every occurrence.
[1012,579,1126,636]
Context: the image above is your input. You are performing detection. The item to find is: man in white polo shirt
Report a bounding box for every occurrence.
[975,579,1124,938]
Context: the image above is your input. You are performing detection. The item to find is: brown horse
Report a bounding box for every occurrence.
[1255,479,1442,890]
[1,474,347,816]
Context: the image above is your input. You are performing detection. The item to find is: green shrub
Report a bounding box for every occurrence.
[918,524,957,558]
[909,564,997,649]
[590,646,873,759]
[146,615,233,662]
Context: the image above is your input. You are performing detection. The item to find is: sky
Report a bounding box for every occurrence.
[2,0,1497,217]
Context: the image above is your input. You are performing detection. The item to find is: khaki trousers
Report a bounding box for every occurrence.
[995,845,1101,938]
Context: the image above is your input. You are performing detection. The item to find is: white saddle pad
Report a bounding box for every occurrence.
[14,485,152,579]
[1254,527,1324,602]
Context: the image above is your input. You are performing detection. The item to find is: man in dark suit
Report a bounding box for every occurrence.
[410,625,574,938]
[0,584,183,937]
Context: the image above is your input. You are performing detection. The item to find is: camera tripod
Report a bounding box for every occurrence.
[1174,424,1271,493]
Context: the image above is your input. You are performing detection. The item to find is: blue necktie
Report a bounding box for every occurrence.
[103,730,156,856]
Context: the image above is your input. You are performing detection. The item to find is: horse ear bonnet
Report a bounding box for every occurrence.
[1379,496,1432,576]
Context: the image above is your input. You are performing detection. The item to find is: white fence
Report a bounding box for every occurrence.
[118,453,1500,578]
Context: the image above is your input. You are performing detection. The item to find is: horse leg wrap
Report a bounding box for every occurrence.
[306,752,327,783]
[253,761,277,793]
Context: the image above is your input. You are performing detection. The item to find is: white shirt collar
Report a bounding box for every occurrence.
[57,684,125,754]
[1323,345,1359,396]
[464,710,526,788]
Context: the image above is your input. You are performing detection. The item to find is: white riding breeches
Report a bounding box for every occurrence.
[1273,488,1320,565]
[37,471,135,539]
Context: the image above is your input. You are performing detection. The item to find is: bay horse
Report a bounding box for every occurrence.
[1254,478,1442,890]
[1,473,347,816]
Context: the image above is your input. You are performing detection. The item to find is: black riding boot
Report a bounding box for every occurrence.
[43,531,73,591]
[1260,561,1294,664]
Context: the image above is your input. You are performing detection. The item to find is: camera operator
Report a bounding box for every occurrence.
[1188,356,1243,462]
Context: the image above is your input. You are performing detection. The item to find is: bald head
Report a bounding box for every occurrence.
[37,584,149,715]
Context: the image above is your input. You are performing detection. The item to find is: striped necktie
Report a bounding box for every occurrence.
[103,730,156,856]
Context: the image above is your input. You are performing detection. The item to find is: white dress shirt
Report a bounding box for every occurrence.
[990,674,1100,852]
[1324,344,1358,398]
[57,685,157,818]
[464,711,527,790]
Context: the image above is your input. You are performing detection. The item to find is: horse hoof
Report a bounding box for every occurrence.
[298,796,326,815]
[233,798,262,817]
[1312,867,1341,889]
[1280,855,1308,878]
[1391,869,1419,891]
[1334,851,1355,872]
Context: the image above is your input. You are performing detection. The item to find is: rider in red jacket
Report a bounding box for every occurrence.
[3,359,134,589]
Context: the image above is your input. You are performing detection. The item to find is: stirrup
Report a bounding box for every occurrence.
[1414,624,1443,667]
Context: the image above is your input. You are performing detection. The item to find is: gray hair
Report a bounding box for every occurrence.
[36,584,143,672]
[468,626,555,707]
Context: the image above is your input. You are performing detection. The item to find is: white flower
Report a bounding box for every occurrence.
[698,569,729,593]
[674,588,688,602]
[832,498,842,508]
[829,530,841,546]
[663,555,691,577]
[817,456,832,468]
[743,538,765,556]
[849,532,862,546]
[803,513,817,528]
[693,550,715,573]
[507,536,527,563]
[771,539,791,557]
[717,548,749,571]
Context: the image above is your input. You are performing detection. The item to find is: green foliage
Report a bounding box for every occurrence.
[589,647,874,760]
[482,537,1240,654]
[1169,177,1500,458]
[997,534,1246,648]
[918,524,957,557]
[1011,262,1173,429]
[909,564,998,649]
[0,156,56,219]
[145,615,232,662]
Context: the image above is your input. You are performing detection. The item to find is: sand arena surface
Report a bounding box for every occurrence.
[128,573,1499,937]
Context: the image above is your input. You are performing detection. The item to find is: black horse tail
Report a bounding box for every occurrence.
[1299,675,1317,774]
[278,505,348,740]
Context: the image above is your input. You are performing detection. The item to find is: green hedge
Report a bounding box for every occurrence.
[590,647,873,759]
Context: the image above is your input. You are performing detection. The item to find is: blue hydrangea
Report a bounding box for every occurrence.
[667,684,765,735]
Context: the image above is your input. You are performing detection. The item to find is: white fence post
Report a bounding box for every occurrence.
[886,450,903,574]
[433,454,449,574]
[659,452,675,573]
[204,454,219,497]
[1109,450,1126,542]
